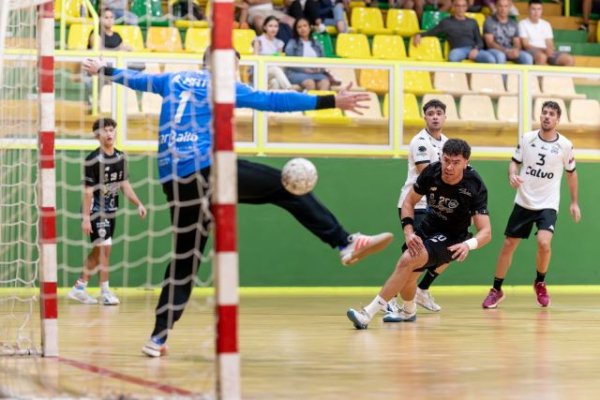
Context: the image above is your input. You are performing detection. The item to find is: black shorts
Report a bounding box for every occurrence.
[398,208,427,230]
[90,216,116,245]
[504,204,557,239]
[403,230,466,272]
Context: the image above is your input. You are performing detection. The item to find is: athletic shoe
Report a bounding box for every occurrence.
[382,306,417,323]
[99,290,120,306]
[386,297,399,313]
[482,288,505,309]
[67,287,98,305]
[534,281,551,307]
[340,232,393,266]
[142,337,168,357]
[347,308,371,330]
[416,288,441,312]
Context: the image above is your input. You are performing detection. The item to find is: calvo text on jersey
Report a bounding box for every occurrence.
[525,165,554,179]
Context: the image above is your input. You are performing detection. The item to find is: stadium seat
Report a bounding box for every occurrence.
[470,72,507,96]
[506,74,541,96]
[67,23,94,50]
[459,94,497,122]
[402,93,422,125]
[533,97,569,122]
[540,76,586,100]
[312,33,336,58]
[305,91,350,124]
[421,10,450,31]
[433,71,471,95]
[131,0,169,26]
[173,0,210,29]
[336,33,372,59]
[112,25,145,51]
[358,69,389,94]
[403,70,438,96]
[372,35,407,60]
[233,29,256,55]
[465,12,485,33]
[497,95,519,123]
[146,27,183,52]
[569,99,600,126]
[351,7,392,35]
[422,93,459,122]
[55,0,93,25]
[184,28,210,53]
[386,9,420,37]
[345,91,385,123]
[408,36,445,62]
[142,92,163,115]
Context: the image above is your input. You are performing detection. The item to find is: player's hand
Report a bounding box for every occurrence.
[412,34,421,46]
[334,83,370,114]
[509,174,523,189]
[138,204,147,219]
[570,202,581,223]
[81,219,92,235]
[448,242,470,262]
[82,57,106,76]
[405,232,425,257]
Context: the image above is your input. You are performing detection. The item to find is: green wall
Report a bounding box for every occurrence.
[57,153,600,287]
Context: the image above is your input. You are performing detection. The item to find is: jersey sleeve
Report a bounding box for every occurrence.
[106,67,173,95]
[84,157,98,187]
[410,137,432,166]
[511,135,524,164]
[470,177,489,216]
[235,83,318,111]
[564,143,576,172]
[413,163,434,195]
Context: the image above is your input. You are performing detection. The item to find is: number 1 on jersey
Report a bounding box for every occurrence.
[174,91,191,123]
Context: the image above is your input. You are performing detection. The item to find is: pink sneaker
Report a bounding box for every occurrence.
[534,281,551,307]
[482,288,505,309]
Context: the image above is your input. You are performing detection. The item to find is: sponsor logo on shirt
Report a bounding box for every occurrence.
[525,165,554,179]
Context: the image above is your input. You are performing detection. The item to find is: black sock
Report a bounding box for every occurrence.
[536,271,546,283]
[493,277,504,291]
[418,270,439,290]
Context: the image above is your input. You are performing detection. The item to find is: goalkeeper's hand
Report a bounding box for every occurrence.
[82,57,106,76]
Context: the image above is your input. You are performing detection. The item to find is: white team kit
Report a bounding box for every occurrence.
[398,129,449,209]
[512,130,576,211]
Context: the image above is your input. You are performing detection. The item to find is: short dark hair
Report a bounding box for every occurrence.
[92,117,117,135]
[202,48,241,68]
[292,18,312,39]
[443,138,471,160]
[528,0,542,6]
[262,15,279,31]
[541,100,561,117]
[423,99,446,114]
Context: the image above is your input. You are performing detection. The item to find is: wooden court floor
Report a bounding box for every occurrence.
[2,287,600,399]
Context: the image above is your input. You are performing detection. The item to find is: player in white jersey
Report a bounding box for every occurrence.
[389,99,449,315]
[482,100,581,309]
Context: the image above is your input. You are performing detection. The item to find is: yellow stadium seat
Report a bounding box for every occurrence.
[506,74,541,96]
[422,93,459,122]
[146,27,183,52]
[184,28,210,53]
[336,33,372,59]
[402,93,422,125]
[305,90,350,124]
[433,71,470,96]
[470,72,507,96]
[533,97,569,123]
[403,70,438,96]
[386,9,420,37]
[358,69,389,95]
[325,12,350,35]
[55,0,93,24]
[372,35,407,60]
[233,29,256,55]
[67,23,94,50]
[497,96,519,123]
[569,99,600,126]
[112,25,145,51]
[351,7,392,35]
[540,76,586,100]
[408,36,444,62]
[345,91,385,123]
[459,94,497,122]
[465,12,486,33]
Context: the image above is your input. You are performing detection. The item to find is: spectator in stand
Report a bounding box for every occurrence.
[245,0,295,30]
[579,0,600,32]
[318,0,348,33]
[519,0,574,66]
[88,8,131,50]
[285,17,331,90]
[253,16,294,90]
[483,0,532,64]
[413,0,496,63]
[101,0,139,25]
[287,0,321,27]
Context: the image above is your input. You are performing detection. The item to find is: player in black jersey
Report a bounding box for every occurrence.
[67,118,147,306]
[347,139,492,329]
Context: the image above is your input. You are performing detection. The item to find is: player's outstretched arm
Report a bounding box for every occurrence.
[448,213,491,262]
[566,170,581,223]
[334,83,370,114]
[82,57,170,94]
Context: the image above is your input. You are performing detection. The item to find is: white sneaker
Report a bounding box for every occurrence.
[386,297,399,313]
[346,308,371,330]
[382,305,417,323]
[416,288,441,312]
[99,290,120,306]
[340,232,393,266]
[142,337,168,357]
[67,287,98,305]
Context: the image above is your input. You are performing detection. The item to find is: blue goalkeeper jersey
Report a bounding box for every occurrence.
[107,68,320,182]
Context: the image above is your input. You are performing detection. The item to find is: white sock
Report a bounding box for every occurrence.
[403,300,417,314]
[100,281,110,293]
[364,295,387,317]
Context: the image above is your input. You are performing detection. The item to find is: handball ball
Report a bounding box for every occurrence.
[281,157,318,196]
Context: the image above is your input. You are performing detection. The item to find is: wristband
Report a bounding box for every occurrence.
[464,238,478,250]
[401,217,414,228]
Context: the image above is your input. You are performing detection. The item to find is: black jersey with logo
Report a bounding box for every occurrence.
[84,148,128,214]
[413,162,489,239]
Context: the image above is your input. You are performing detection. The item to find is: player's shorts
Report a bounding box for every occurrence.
[403,230,467,272]
[397,208,427,230]
[504,203,557,239]
[90,216,116,246]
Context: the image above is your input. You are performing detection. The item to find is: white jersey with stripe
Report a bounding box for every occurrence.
[398,129,448,209]
[513,130,576,211]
